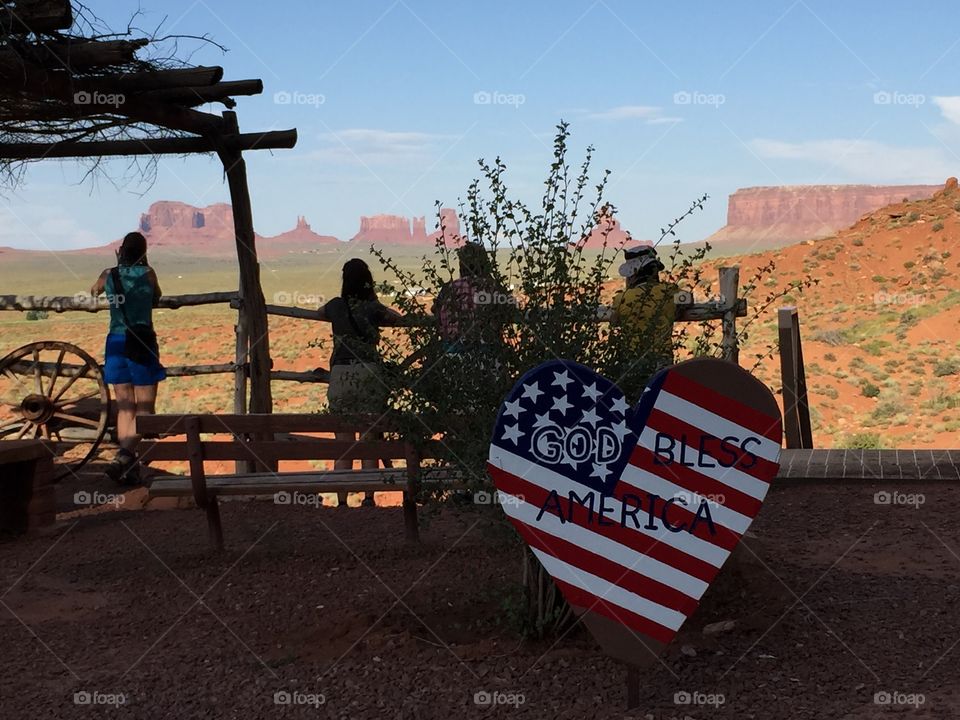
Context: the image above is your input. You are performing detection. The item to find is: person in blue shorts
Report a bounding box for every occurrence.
[90,232,165,484]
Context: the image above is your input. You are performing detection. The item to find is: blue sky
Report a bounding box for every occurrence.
[3,0,959,250]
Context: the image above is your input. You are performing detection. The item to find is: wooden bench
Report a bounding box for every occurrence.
[0,439,56,535]
[137,413,452,550]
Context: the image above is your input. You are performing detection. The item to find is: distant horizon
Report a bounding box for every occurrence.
[2,178,951,255]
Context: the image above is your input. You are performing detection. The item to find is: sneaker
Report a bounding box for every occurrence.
[106,449,140,486]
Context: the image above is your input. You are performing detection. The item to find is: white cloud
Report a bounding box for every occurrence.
[312,128,448,165]
[749,137,955,183]
[584,105,682,124]
[933,96,960,126]
[0,204,100,251]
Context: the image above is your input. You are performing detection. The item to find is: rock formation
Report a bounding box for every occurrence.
[351,208,460,246]
[707,184,943,250]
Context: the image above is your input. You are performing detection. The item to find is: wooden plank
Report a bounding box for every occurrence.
[148,471,463,497]
[0,439,50,465]
[138,439,422,462]
[137,413,408,435]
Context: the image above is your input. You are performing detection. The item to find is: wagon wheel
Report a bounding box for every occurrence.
[0,341,110,481]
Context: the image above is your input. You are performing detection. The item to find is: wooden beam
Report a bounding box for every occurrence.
[36,39,148,68]
[0,59,225,135]
[0,0,72,33]
[97,66,225,92]
[0,291,239,312]
[142,79,264,108]
[0,129,297,160]
[217,111,273,419]
[719,266,740,364]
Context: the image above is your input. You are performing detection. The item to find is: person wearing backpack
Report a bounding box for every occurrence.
[316,259,402,507]
[90,231,165,484]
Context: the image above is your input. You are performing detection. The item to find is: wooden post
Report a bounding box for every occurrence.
[233,298,253,474]
[185,416,223,550]
[403,442,420,542]
[217,110,272,417]
[625,665,640,709]
[778,306,813,449]
[719,266,740,364]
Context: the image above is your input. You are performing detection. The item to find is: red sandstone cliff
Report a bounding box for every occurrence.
[128,201,337,257]
[706,184,943,250]
[351,208,461,246]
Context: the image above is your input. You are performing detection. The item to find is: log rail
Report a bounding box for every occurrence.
[1,266,746,386]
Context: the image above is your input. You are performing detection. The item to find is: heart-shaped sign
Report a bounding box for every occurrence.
[487,358,782,664]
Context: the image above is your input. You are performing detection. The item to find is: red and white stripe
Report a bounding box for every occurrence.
[488,372,781,647]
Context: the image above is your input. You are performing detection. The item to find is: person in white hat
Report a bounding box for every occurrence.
[609,244,678,377]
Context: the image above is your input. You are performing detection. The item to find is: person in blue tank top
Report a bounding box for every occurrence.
[90,232,165,484]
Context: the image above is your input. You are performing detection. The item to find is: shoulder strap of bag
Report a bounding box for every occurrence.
[109,267,134,330]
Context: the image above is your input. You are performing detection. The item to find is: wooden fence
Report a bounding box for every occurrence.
[0,266,747,412]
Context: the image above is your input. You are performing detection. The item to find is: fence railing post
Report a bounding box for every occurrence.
[719,266,740,364]
[778,306,813,449]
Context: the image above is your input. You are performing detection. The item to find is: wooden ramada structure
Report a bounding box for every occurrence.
[0,0,295,415]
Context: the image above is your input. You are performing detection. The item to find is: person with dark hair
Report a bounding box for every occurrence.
[609,244,678,375]
[316,259,402,507]
[90,231,165,484]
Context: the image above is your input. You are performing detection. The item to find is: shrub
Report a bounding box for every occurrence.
[871,401,899,420]
[372,122,809,638]
[861,339,890,356]
[871,275,886,283]
[933,221,945,232]
[851,237,865,247]
[907,211,920,222]
[841,432,883,449]
[824,352,837,362]
[934,359,960,377]
[903,260,915,269]
[821,385,839,400]
[813,329,846,346]
[25,310,48,321]
[861,381,881,398]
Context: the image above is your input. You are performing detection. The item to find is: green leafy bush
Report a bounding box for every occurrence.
[861,381,880,398]
[933,221,945,232]
[25,310,48,321]
[841,432,883,449]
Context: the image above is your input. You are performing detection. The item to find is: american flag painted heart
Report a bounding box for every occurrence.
[487,358,782,661]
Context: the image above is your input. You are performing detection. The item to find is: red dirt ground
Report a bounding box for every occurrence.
[3,481,960,719]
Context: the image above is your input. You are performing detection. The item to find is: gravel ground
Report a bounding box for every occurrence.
[2,482,960,719]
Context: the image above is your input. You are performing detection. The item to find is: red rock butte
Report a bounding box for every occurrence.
[60,201,462,257]
[707,184,944,251]
[350,208,460,246]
